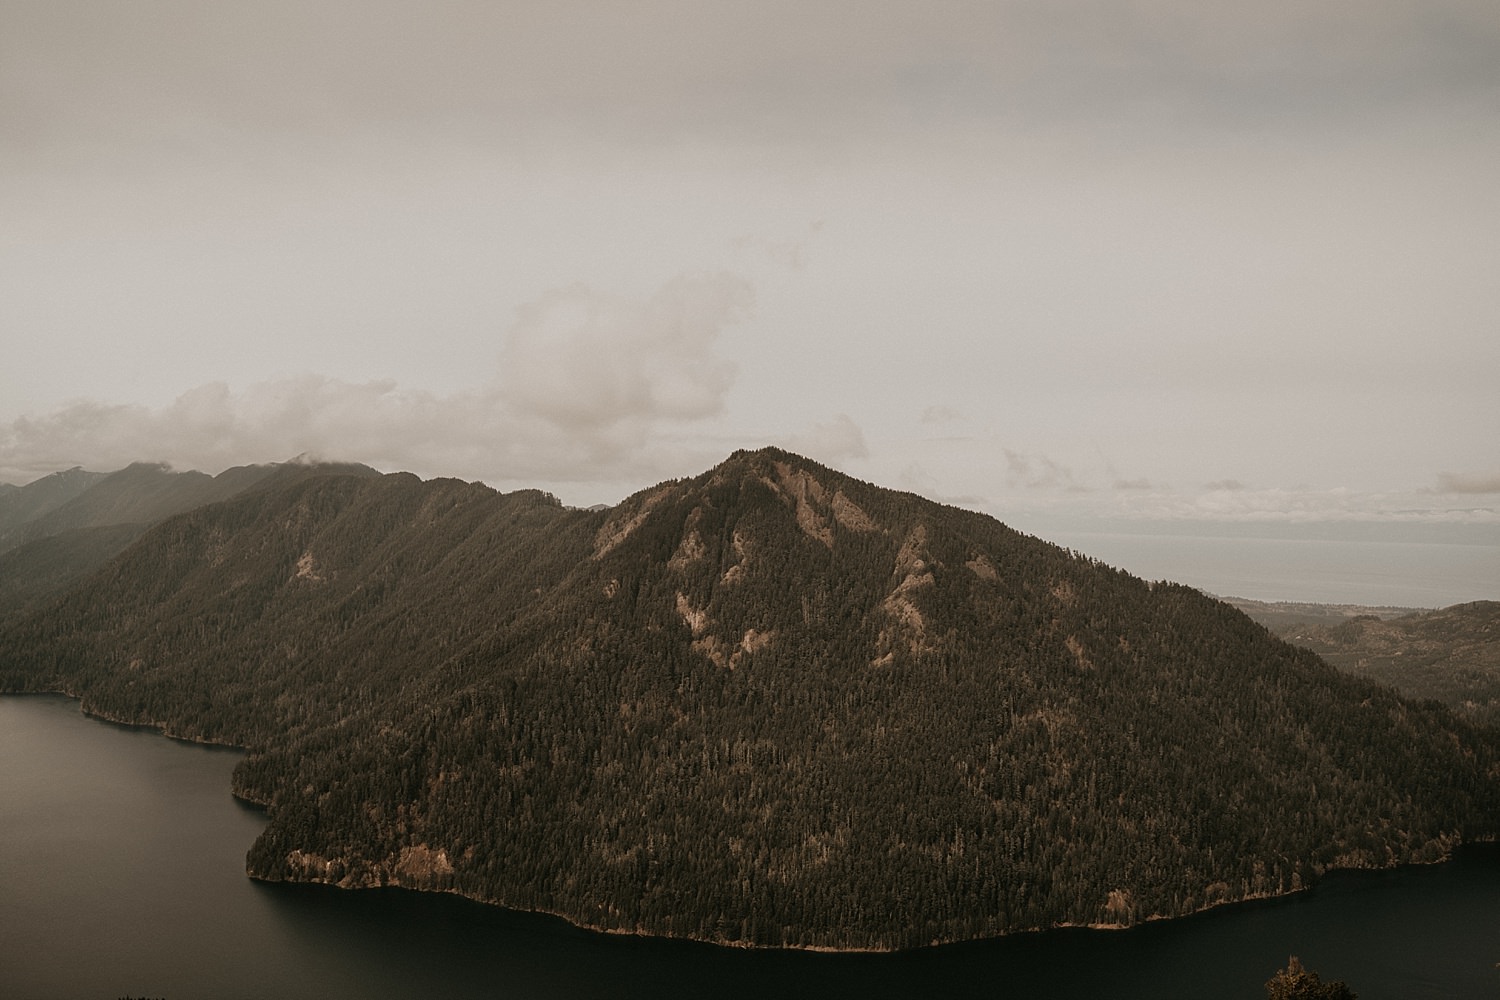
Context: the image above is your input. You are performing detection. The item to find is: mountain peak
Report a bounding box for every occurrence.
[593,448,883,561]
[715,445,839,482]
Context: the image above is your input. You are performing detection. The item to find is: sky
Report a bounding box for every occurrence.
[2,1,1497,599]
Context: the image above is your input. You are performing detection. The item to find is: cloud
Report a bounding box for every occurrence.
[778,414,869,466]
[1204,479,1250,492]
[0,378,492,483]
[0,273,752,487]
[730,221,824,271]
[1436,472,1500,494]
[500,272,750,432]
[920,405,964,425]
[1099,454,1154,492]
[897,462,989,509]
[1004,450,1090,492]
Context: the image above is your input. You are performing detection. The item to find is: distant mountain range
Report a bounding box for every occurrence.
[1,449,1495,950]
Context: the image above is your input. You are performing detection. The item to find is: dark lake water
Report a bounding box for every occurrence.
[3,693,1497,999]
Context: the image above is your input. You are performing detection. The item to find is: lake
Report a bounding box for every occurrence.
[2,693,1497,999]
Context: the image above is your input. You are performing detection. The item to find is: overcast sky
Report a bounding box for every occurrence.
[3,1,1498,543]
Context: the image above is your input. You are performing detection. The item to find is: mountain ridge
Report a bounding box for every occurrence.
[0,465,107,540]
[0,458,381,620]
[2,447,1495,950]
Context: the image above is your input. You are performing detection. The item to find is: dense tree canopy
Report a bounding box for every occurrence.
[1273,602,1500,730]
[1265,956,1357,1000]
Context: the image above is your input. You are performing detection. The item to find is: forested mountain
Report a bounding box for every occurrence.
[0,461,276,553]
[0,465,106,540]
[1,448,1495,950]
[1272,602,1500,730]
[0,459,380,621]
[0,523,146,621]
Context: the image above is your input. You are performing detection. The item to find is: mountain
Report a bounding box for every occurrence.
[0,459,381,620]
[1,448,1495,950]
[0,461,277,553]
[1270,602,1500,730]
[0,466,107,539]
[0,523,148,620]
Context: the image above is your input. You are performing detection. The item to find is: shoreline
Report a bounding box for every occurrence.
[245,836,1493,956]
[6,687,1492,955]
[2,687,254,752]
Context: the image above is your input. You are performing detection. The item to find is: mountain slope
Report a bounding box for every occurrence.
[0,461,276,552]
[1,448,1495,950]
[1275,602,1500,729]
[0,459,382,620]
[0,466,106,540]
[0,523,147,621]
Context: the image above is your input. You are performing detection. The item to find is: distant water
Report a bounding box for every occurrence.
[1037,531,1498,608]
[4,694,1499,1000]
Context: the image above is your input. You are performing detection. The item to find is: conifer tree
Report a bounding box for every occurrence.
[1265,956,1357,1000]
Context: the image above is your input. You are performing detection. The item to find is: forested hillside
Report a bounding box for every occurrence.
[2,448,1495,950]
[0,461,271,553]
[0,459,378,621]
[0,466,105,540]
[1274,602,1500,730]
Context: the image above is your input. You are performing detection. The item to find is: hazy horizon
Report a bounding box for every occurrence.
[4,2,1496,577]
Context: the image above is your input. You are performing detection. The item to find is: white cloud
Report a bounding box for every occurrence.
[0,273,752,488]
[1003,450,1090,493]
[730,221,824,271]
[500,273,749,432]
[778,414,870,467]
[920,405,964,425]
[895,461,990,509]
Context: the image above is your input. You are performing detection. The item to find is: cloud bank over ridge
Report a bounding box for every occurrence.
[0,273,756,492]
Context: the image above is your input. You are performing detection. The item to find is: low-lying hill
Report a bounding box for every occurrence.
[1271,602,1500,730]
[2,448,1495,950]
[1224,597,1428,632]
